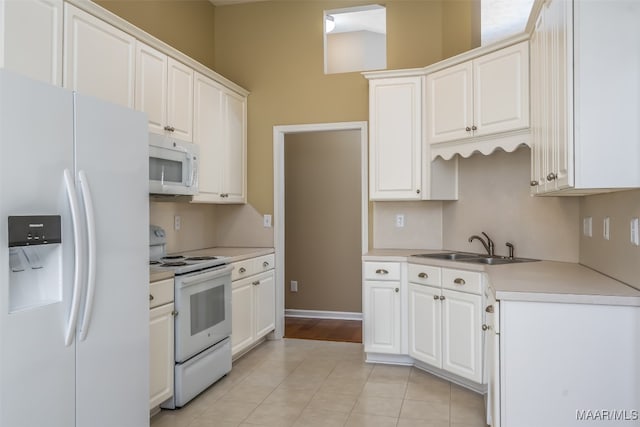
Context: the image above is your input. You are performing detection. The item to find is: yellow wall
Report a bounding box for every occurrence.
[213,0,470,214]
[443,0,481,58]
[95,0,216,69]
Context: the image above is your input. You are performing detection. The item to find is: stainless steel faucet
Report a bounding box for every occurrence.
[468,232,495,257]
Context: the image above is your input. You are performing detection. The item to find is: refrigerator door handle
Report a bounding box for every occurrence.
[63,169,83,347]
[78,170,97,342]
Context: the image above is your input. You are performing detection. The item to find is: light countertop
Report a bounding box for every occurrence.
[363,249,640,306]
[150,247,274,283]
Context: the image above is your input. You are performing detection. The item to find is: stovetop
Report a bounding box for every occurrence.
[150,254,230,276]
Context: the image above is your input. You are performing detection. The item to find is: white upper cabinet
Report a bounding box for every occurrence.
[366,75,458,201]
[0,0,63,86]
[135,42,193,141]
[191,72,246,204]
[426,41,529,146]
[530,0,640,194]
[369,76,423,200]
[63,3,135,108]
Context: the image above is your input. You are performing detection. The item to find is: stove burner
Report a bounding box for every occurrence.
[149,260,161,265]
[185,256,217,261]
[162,255,185,260]
[162,261,188,267]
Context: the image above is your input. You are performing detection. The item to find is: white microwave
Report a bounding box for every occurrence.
[149,134,199,195]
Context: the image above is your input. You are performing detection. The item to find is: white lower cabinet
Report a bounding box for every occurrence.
[149,278,175,409]
[231,254,275,357]
[407,264,483,384]
[363,262,403,355]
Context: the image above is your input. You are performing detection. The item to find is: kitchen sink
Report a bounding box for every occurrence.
[413,252,480,261]
[412,252,539,265]
[460,256,539,265]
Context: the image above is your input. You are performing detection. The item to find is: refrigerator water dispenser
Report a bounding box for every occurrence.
[8,216,62,313]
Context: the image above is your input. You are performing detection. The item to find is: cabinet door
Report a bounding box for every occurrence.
[369,76,422,200]
[441,289,482,383]
[63,3,135,108]
[363,281,401,354]
[529,10,546,194]
[135,43,167,135]
[167,58,193,142]
[222,90,247,203]
[425,62,473,144]
[408,283,441,368]
[1,0,62,86]
[231,278,254,356]
[473,41,529,137]
[149,303,174,409]
[254,271,275,339]
[192,73,224,202]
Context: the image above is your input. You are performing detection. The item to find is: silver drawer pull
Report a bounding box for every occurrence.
[263,261,270,268]
[394,288,399,293]
[439,295,445,301]
[252,280,260,286]
[453,278,466,285]
[482,324,490,331]
[486,305,494,313]
[171,310,178,317]
[418,272,428,279]
[239,267,246,273]
[433,295,439,300]
[149,294,154,301]
[375,269,389,275]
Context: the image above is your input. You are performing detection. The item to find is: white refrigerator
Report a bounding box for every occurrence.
[0,70,149,427]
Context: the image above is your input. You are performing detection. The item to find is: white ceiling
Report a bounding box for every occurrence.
[329,5,386,35]
[481,0,534,45]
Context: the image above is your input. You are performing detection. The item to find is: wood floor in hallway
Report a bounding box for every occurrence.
[284,317,362,343]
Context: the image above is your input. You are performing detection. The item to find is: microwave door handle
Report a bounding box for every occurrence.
[188,156,197,188]
[160,164,166,191]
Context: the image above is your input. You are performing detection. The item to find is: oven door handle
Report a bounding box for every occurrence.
[178,264,234,288]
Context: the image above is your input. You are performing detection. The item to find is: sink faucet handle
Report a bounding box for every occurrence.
[505,242,514,259]
[481,232,495,256]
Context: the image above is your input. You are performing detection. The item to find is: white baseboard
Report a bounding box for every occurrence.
[285,309,362,321]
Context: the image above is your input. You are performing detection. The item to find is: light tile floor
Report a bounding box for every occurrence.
[151,339,487,427]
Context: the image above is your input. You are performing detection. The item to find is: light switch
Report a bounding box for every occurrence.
[395,214,405,228]
[631,218,639,246]
[263,214,272,228]
[583,217,592,237]
[603,217,610,240]
[174,215,181,231]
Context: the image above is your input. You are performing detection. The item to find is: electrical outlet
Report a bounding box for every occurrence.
[583,217,592,237]
[290,280,298,292]
[174,215,181,231]
[603,217,610,240]
[631,218,639,246]
[395,214,405,228]
[263,214,272,228]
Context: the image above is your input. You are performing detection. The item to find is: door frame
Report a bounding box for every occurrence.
[272,121,369,338]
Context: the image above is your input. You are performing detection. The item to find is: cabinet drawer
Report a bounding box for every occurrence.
[442,268,482,295]
[408,264,441,287]
[149,278,174,308]
[255,254,275,273]
[232,258,254,281]
[364,262,401,281]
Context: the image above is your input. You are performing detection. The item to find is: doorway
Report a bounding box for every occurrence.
[273,122,368,340]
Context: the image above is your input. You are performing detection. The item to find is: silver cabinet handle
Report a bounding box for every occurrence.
[482,324,490,331]
[465,126,471,132]
[149,294,154,301]
[239,267,246,273]
[453,278,466,285]
[171,310,178,317]
[486,305,494,313]
[418,272,428,279]
[439,295,445,301]
[375,269,389,275]
[253,280,260,286]
[263,261,270,268]
[546,172,557,181]
[530,180,538,186]
[433,295,439,300]
[220,193,229,198]
[416,189,421,194]
[163,126,175,132]
[471,125,477,131]
[394,288,399,293]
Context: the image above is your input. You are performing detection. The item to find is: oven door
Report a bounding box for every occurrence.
[174,264,232,363]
